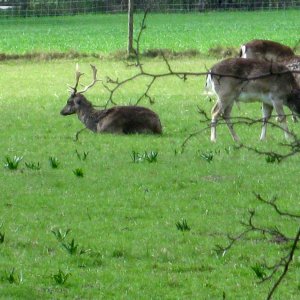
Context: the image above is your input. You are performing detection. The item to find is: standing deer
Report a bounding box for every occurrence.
[61,65,162,135]
[206,58,300,142]
[240,39,300,122]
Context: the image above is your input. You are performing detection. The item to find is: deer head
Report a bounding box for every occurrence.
[60,64,100,116]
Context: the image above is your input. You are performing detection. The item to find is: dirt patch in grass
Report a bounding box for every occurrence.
[0,48,206,62]
[208,46,239,58]
[110,48,204,60]
[0,50,102,61]
[0,47,240,61]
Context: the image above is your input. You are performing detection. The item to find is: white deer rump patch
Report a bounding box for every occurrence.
[240,45,247,58]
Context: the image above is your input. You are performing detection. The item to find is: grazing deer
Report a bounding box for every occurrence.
[61,65,162,135]
[206,58,300,142]
[240,39,295,62]
[240,39,300,122]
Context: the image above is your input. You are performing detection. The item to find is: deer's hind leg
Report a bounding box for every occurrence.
[272,101,291,140]
[211,101,223,142]
[260,103,273,140]
[97,119,124,134]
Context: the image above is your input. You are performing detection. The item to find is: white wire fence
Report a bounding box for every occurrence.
[0,0,299,17]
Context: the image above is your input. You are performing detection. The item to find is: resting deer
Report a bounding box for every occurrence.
[61,65,162,135]
[206,58,300,142]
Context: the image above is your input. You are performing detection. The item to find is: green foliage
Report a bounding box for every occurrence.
[75,150,89,161]
[176,219,191,232]
[51,228,71,242]
[25,161,41,170]
[52,269,71,285]
[4,156,23,170]
[73,168,84,177]
[0,223,4,244]
[49,156,60,169]
[251,263,267,280]
[265,154,280,163]
[200,151,214,163]
[2,269,23,285]
[131,150,158,163]
[62,239,79,255]
[112,249,125,258]
[0,232,4,244]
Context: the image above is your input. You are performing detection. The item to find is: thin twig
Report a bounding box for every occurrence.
[267,226,300,300]
[254,193,300,219]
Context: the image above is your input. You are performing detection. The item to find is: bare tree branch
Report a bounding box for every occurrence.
[215,194,300,300]
[254,193,300,219]
[266,226,300,300]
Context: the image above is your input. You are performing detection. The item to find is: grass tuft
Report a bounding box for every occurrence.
[200,151,214,163]
[131,150,158,163]
[49,156,60,169]
[4,156,23,170]
[75,150,89,161]
[112,249,125,258]
[176,219,191,231]
[62,239,79,255]
[0,232,4,244]
[53,269,71,285]
[251,263,267,280]
[73,168,84,177]
[2,268,23,285]
[25,161,41,170]
[51,228,71,242]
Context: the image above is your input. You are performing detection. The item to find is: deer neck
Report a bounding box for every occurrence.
[77,105,99,132]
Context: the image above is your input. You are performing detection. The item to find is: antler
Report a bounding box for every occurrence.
[68,64,100,95]
[77,64,100,94]
[68,63,84,94]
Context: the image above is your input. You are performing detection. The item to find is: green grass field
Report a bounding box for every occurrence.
[1,10,300,55]
[1,10,300,299]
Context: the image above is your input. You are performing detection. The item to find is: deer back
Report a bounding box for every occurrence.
[208,58,297,103]
[97,106,162,134]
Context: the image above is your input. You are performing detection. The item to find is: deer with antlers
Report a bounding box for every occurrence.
[206,58,300,142]
[60,64,162,135]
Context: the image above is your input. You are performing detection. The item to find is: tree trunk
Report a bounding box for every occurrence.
[127,0,134,56]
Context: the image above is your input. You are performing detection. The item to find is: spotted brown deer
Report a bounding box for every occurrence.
[206,58,300,142]
[240,39,300,122]
[61,65,162,135]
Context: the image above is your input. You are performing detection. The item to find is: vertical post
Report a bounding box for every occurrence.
[127,0,134,56]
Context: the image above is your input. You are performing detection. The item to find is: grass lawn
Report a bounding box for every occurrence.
[1,57,300,299]
[0,10,300,299]
[0,10,299,55]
